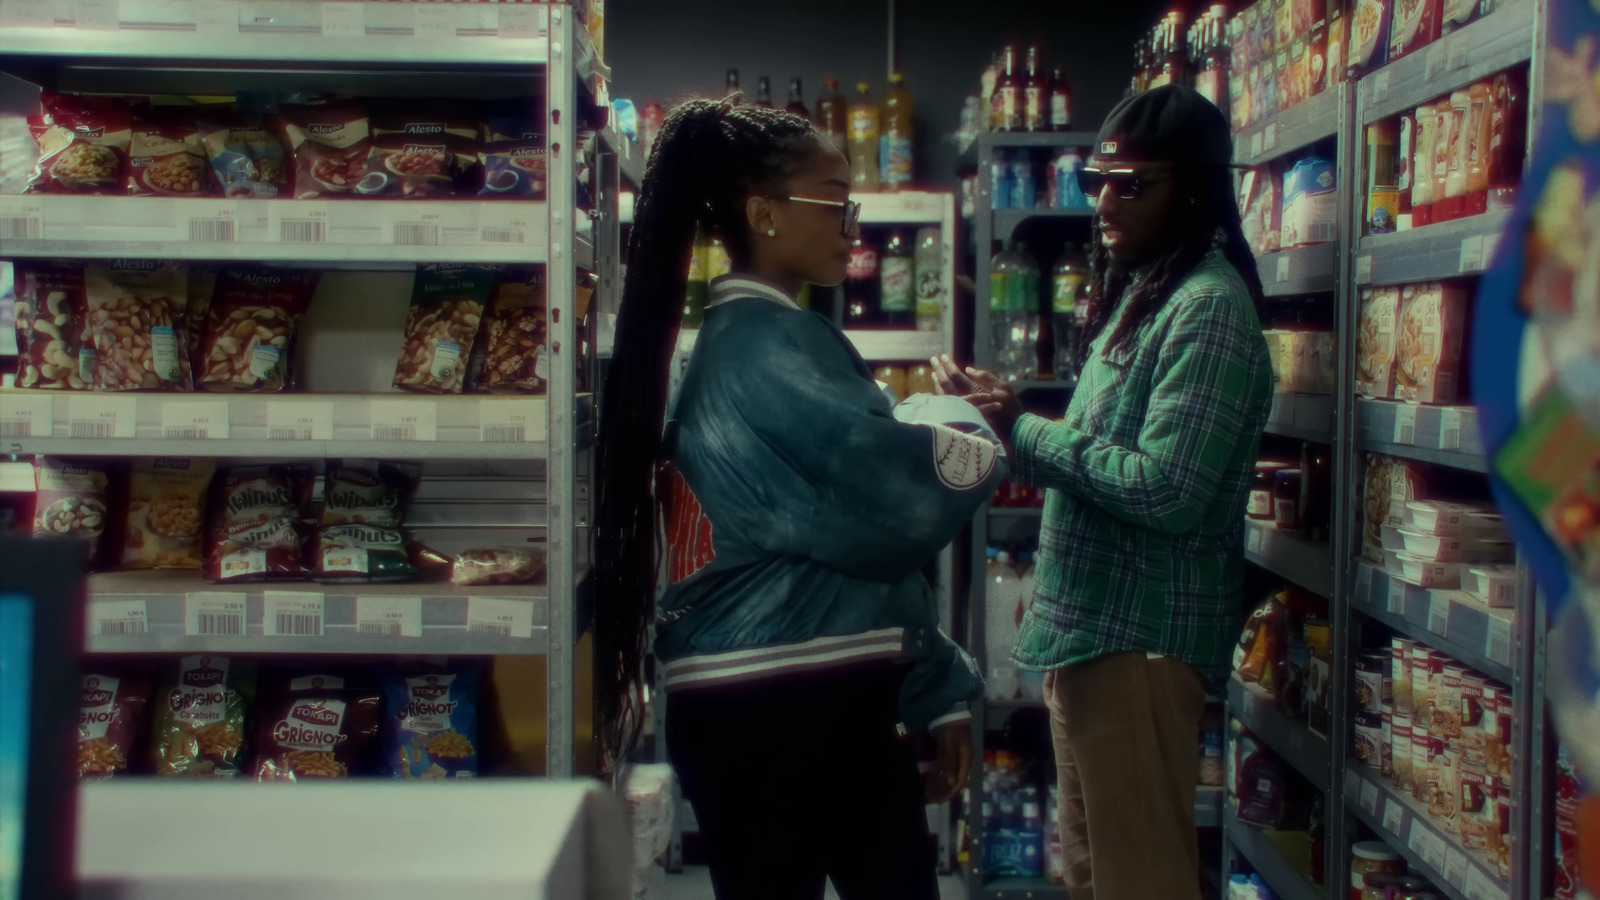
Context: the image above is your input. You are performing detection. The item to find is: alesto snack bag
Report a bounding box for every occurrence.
[33,457,111,564]
[27,93,132,195]
[127,111,210,197]
[365,110,480,198]
[196,268,318,392]
[393,264,493,394]
[84,260,189,391]
[277,104,370,199]
[13,260,90,390]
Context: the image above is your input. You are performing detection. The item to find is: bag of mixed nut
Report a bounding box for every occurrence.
[14,260,90,390]
[381,664,482,781]
[393,264,494,394]
[33,457,111,563]
[78,670,152,780]
[204,464,315,583]
[199,116,291,199]
[196,268,318,392]
[127,111,211,197]
[450,546,546,586]
[254,672,381,781]
[476,267,547,393]
[478,118,545,198]
[152,654,254,778]
[121,457,215,570]
[276,104,370,199]
[26,93,132,195]
[84,260,189,392]
[365,110,480,199]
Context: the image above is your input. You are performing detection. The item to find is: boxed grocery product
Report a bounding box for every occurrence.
[199,116,291,199]
[13,260,89,390]
[1395,281,1469,403]
[365,110,480,199]
[152,654,255,778]
[121,457,215,570]
[1353,710,1384,771]
[1346,0,1391,79]
[1282,157,1337,248]
[1463,565,1518,607]
[1387,0,1440,60]
[1327,0,1349,82]
[1361,455,1425,562]
[204,464,316,583]
[1392,713,1415,790]
[1403,500,1506,537]
[381,663,482,781]
[1395,527,1516,563]
[27,93,132,195]
[1354,650,1390,711]
[77,670,151,779]
[127,111,210,197]
[254,672,381,781]
[276,104,370,199]
[1458,763,1491,851]
[393,264,494,394]
[1239,165,1281,256]
[1424,737,1460,833]
[33,457,111,564]
[1394,551,1459,587]
[479,119,546,198]
[84,260,189,391]
[1356,286,1401,398]
[196,268,318,393]
[1392,637,1414,714]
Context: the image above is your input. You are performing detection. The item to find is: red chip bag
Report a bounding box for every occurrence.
[204,464,315,583]
[27,93,132,195]
[254,673,381,781]
[196,269,318,392]
[78,671,152,779]
[276,104,370,199]
[127,111,211,197]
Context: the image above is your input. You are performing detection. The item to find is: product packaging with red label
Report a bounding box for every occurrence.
[365,109,480,199]
[77,671,151,779]
[204,464,315,583]
[196,268,318,392]
[84,260,190,392]
[152,654,255,778]
[27,93,132,195]
[14,260,90,390]
[276,104,370,199]
[127,111,211,197]
[33,457,112,565]
[254,672,381,781]
[479,118,546,198]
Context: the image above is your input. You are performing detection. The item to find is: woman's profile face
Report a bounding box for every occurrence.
[765,144,858,288]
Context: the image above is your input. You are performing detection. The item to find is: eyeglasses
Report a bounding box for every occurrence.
[1076,166,1174,201]
[779,195,862,236]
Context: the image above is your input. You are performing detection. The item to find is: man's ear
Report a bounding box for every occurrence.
[745,194,777,239]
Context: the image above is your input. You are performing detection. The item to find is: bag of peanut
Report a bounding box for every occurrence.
[393,264,494,394]
[84,260,189,391]
[121,457,215,570]
[14,260,90,390]
[196,269,318,392]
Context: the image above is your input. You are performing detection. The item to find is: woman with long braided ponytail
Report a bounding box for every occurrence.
[594,97,1005,898]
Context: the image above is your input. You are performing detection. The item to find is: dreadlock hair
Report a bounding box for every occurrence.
[1078,161,1265,367]
[593,96,826,768]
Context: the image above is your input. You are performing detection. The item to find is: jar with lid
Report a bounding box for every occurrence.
[1249,461,1291,519]
[1363,873,1411,900]
[1273,467,1303,530]
[1348,842,1403,900]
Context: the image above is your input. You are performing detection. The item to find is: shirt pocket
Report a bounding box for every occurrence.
[1072,345,1135,433]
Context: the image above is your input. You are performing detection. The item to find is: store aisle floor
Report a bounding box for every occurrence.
[658,868,971,899]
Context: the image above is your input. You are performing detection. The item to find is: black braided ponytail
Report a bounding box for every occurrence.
[1078,162,1264,365]
[594,97,825,768]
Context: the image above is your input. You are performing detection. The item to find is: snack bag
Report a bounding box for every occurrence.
[321,460,413,526]
[127,111,210,197]
[122,457,215,570]
[479,119,546,198]
[152,654,254,778]
[199,116,291,199]
[78,671,151,779]
[84,260,189,391]
[196,268,318,392]
[476,267,548,393]
[26,93,132,195]
[315,524,415,582]
[254,672,381,781]
[204,464,315,583]
[14,260,89,390]
[184,266,217,385]
[33,457,111,563]
[393,264,493,394]
[381,665,481,781]
[365,111,480,198]
[450,546,547,586]
[276,104,369,199]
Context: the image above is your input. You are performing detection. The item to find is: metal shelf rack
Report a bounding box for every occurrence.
[0,0,606,780]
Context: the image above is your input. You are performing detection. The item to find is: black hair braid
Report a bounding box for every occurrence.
[1078,163,1264,366]
[593,97,825,770]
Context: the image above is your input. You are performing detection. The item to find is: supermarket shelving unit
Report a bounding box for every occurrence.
[0,1,608,779]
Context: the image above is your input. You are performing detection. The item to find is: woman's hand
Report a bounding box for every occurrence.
[926,721,973,805]
[929,354,977,396]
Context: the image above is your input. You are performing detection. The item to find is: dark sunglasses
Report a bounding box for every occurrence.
[775,195,862,236]
[1077,166,1174,201]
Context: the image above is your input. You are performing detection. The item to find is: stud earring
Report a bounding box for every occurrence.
[767,228,777,237]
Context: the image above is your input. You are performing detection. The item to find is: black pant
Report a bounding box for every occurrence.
[666,663,940,900]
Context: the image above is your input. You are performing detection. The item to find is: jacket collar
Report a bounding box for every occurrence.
[708,274,801,311]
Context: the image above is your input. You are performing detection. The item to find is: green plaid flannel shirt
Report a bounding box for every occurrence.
[1009,245,1274,685]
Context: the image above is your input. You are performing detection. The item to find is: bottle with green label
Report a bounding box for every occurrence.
[880,229,915,329]
[989,241,1032,382]
[914,227,942,332]
[1051,245,1089,385]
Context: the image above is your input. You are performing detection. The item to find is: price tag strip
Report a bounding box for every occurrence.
[266,401,333,441]
[1428,593,1451,636]
[1356,254,1373,284]
[466,596,535,639]
[0,196,45,240]
[1246,522,1265,555]
[1356,564,1374,603]
[185,591,247,637]
[480,399,538,443]
[1486,612,1513,667]
[67,395,138,439]
[1382,797,1404,836]
[1276,254,1292,284]
[160,400,230,440]
[1439,407,1464,450]
[88,599,148,638]
[1388,578,1409,615]
[264,591,325,638]
[370,400,438,442]
[1393,403,1419,445]
[1460,235,1486,273]
[355,595,422,638]
[185,201,239,243]
[1359,777,1380,815]
[0,394,54,440]
[1444,847,1470,888]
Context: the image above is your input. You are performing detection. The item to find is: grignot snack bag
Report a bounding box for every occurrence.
[152,654,255,778]
[381,664,481,781]
[254,672,382,781]
[78,671,152,779]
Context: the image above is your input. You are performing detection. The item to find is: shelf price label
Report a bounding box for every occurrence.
[1392,403,1418,445]
[185,592,246,637]
[1388,577,1408,615]
[1381,798,1404,836]
[1407,823,1447,871]
[264,591,325,638]
[1425,43,1448,79]
[479,206,531,244]
[466,596,534,639]
[1427,594,1451,636]
[370,400,437,442]
[1446,32,1470,72]
[270,201,330,244]
[0,395,53,440]
[194,0,236,34]
[1444,847,1470,888]
[355,596,422,638]
[1356,564,1374,603]
[267,401,333,441]
[1373,70,1392,103]
[320,1,365,38]
[67,395,137,439]
[161,400,229,440]
[1245,523,1265,554]
[1275,255,1292,284]
[1356,254,1373,283]
[1459,235,1486,273]
[0,197,45,239]
[1359,778,1380,815]
[415,4,455,39]
[88,599,147,638]
[1486,612,1513,667]
[1262,122,1278,152]
[497,3,540,38]
[186,202,238,243]
[1439,407,1464,450]
[1249,130,1264,158]
[1465,867,1509,900]
[480,400,538,443]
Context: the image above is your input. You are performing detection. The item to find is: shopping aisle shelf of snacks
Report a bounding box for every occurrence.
[0,0,610,784]
[1350,563,1516,684]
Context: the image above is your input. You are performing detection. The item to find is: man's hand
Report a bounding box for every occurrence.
[930,354,1024,442]
[926,721,973,805]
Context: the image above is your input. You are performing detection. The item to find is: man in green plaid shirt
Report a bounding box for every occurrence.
[937,86,1273,899]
